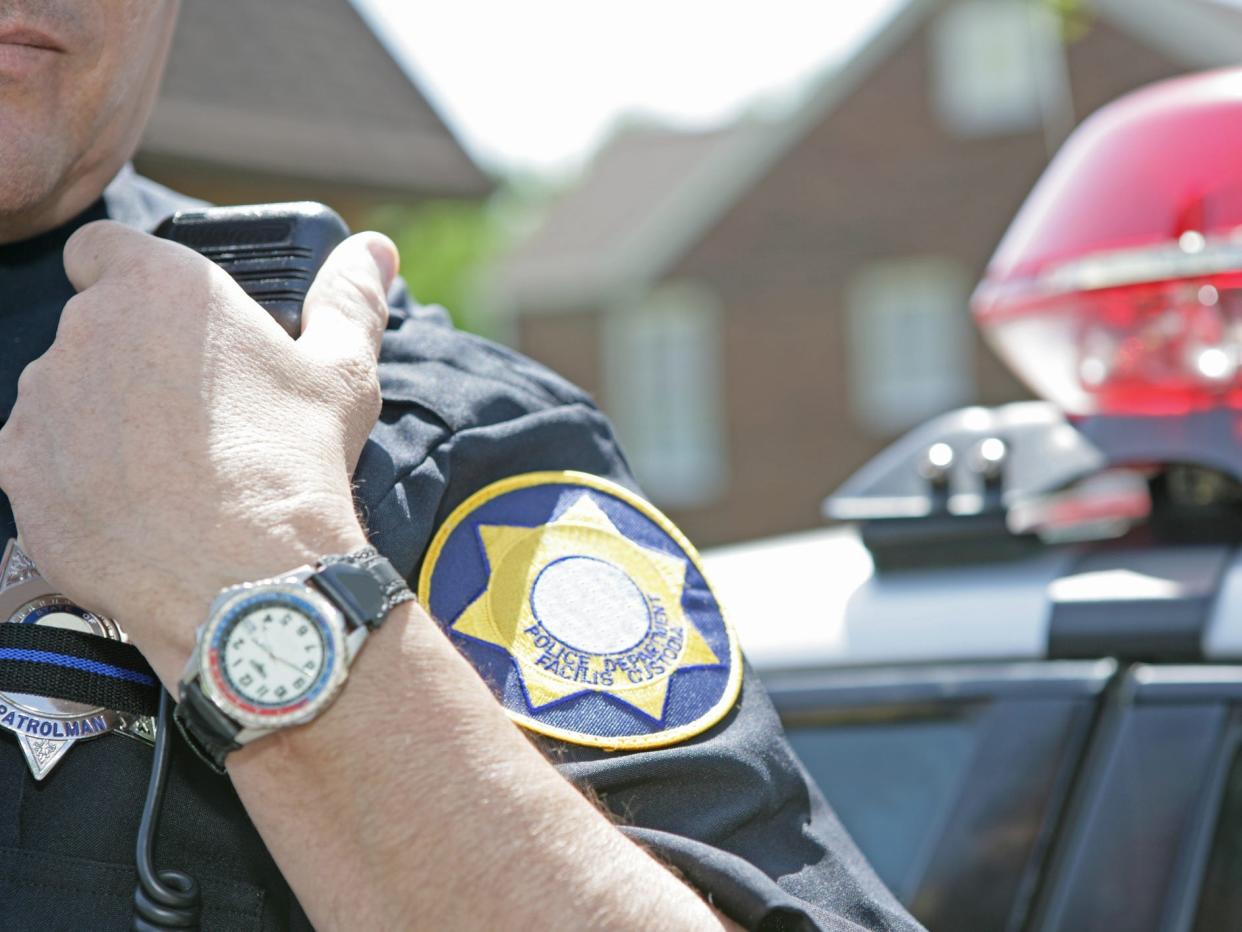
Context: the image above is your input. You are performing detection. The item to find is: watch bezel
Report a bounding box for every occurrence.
[198,581,349,731]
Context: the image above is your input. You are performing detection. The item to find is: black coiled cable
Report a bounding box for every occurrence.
[132,690,202,930]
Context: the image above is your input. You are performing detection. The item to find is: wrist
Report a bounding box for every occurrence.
[172,538,413,771]
[135,509,371,689]
[228,599,419,771]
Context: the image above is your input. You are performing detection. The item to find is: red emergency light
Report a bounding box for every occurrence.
[973,69,1242,417]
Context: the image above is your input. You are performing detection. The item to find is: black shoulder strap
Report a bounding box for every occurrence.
[0,624,159,715]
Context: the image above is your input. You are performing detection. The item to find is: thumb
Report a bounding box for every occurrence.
[298,232,398,361]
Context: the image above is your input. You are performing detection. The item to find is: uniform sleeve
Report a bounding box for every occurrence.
[548,668,920,932]
[357,310,924,932]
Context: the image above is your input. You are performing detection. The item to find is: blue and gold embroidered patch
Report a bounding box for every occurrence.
[418,471,741,750]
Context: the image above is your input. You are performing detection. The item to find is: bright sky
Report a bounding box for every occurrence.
[351,0,908,175]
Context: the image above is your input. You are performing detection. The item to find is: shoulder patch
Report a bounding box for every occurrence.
[418,471,741,750]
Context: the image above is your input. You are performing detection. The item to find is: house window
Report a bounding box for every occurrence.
[847,258,975,434]
[604,283,726,508]
[931,1,1069,137]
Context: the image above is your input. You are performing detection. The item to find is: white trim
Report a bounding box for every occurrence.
[1093,0,1242,70]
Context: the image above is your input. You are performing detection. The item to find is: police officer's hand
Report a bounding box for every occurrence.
[0,223,747,932]
[0,220,397,682]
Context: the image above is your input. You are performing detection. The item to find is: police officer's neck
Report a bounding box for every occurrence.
[0,150,126,247]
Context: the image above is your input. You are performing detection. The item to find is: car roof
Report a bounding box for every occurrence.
[703,526,1061,671]
[703,525,1242,672]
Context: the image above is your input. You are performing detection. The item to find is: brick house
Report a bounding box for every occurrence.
[492,0,1242,548]
[135,0,490,228]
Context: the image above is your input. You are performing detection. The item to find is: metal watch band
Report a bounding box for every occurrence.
[175,546,413,771]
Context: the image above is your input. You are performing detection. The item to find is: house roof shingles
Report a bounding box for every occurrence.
[141,0,490,197]
[496,122,770,310]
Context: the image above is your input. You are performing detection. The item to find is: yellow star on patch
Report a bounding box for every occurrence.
[450,494,721,721]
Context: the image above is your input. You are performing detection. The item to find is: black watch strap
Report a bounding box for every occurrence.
[312,547,414,630]
[174,680,240,773]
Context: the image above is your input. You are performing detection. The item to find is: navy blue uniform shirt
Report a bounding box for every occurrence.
[0,168,923,932]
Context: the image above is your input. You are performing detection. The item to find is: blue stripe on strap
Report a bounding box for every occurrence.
[0,648,159,686]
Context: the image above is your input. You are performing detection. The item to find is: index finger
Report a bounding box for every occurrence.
[62,219,192,292]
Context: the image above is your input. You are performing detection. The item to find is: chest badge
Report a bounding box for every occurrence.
[419,471,741,750]
[0,540,155,779]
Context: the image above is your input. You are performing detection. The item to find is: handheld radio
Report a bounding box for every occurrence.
[154,201,350,337]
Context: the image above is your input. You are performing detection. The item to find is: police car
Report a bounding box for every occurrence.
[705,69,1242,932]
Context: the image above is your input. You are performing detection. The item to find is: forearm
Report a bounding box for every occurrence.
[149,597,736,930]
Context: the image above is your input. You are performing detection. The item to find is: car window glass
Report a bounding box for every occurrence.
[786,713,980,901]
[784,690,1097,932]
[1039,703,1223,932]
[1193,744,1242,931]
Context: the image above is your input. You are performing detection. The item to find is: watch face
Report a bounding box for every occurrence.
[202,586,345,727]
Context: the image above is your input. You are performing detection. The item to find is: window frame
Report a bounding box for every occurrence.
[1026,665,1242,932]
[764,660,1113,931]
[601,281,728,507]
[929,0,1071,139]
[845,256,976,435]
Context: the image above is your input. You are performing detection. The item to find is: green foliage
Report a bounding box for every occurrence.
[1042,0,1094,41]
[367,175,571,339]
[367,199,501,336]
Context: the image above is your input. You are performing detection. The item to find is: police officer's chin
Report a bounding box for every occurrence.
[0,1,178,244]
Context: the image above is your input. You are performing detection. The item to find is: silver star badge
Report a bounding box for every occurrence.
[0,539,155,779]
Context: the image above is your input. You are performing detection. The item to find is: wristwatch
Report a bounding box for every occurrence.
[175,546,413,771]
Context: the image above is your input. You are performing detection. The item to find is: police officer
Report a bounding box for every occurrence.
[0,3,922,930]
